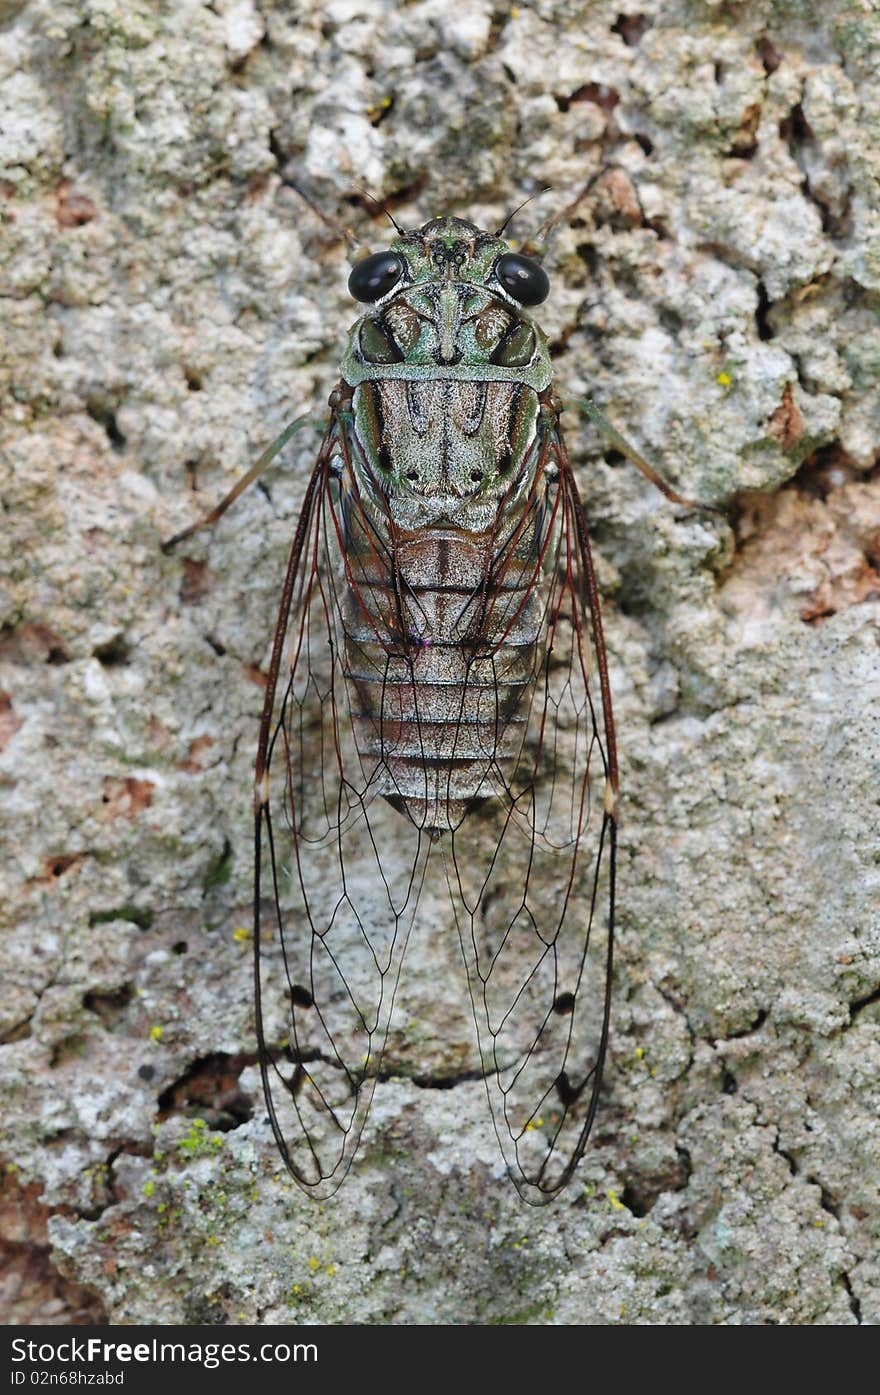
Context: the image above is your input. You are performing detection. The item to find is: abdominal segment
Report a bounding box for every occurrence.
[342,524,545,832]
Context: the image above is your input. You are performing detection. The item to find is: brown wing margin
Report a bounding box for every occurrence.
[444,418,618,1204]
[253,411,429,1197]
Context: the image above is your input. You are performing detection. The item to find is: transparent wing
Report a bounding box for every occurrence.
[254,414,429,1197]
[444,423,617,1204]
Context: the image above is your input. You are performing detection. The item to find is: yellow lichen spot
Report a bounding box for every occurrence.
[143,1179,155,1198]
[308,1257,320,1271]
[716,370,732,387]
[149,1024,164,1043]
[178,1117,221,1158]
[366,100,384,122]
[607,1189,626,1211]
[650,1065,657,1077]
[619,1302,627,1318]
[206,1235,219,1246]
[814,1219,825,1228]
[326,1264,336,1276]
[635,1046,645,1060]
[233,926,250,944]
[292,1284,301,1294]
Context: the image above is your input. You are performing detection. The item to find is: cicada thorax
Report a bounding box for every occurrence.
[336,370,555,831]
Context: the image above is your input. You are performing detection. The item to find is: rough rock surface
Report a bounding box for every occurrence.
[1,0,878,1325]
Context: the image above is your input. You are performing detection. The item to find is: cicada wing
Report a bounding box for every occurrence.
[445,427,617,1203]
[254,416,429,1198]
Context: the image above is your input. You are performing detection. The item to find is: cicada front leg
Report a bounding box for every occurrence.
[161,413,325,552]
[573,397,725,517]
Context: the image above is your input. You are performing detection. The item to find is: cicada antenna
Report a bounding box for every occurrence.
[384,208,406,234]
[495,189,553,240]
[348,186,409,236]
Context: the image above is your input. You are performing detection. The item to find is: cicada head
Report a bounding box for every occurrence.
[342,216,553,389]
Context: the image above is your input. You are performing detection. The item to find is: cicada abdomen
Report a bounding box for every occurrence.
[254,218,617,1202]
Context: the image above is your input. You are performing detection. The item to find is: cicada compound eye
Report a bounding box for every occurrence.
[348,251,405,303]
[494,252,550,306]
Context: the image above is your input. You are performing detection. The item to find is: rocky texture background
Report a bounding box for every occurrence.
[1,0,879,1325]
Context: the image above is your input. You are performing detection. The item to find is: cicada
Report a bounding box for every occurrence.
[168,212,706,1204]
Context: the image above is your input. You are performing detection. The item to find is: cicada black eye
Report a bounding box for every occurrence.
[348,251,405,303]
[494,252,550,306]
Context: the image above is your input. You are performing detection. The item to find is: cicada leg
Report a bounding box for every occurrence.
[161,413,325,552]
[572,396,725,516]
